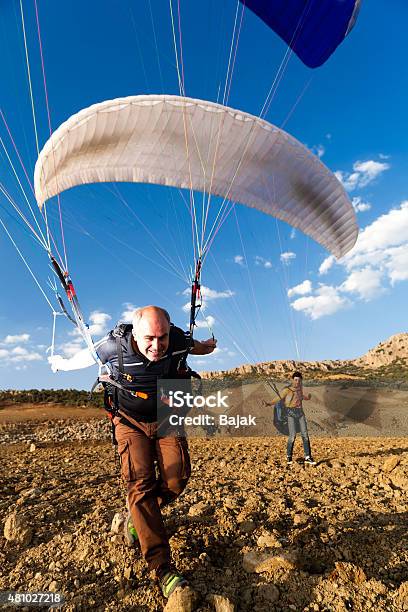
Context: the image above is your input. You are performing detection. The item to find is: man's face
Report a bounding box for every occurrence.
[293,376,302,388]
[133,314,170,361]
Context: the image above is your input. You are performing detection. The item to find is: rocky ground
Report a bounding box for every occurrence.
[0,407,407,611]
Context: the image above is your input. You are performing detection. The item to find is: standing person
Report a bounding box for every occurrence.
[281,371,316,465]
[49,305,217,598]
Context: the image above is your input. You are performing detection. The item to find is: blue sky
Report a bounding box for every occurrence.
[1,1,407,390]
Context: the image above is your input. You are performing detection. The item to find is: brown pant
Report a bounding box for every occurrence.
[114,416,191,571]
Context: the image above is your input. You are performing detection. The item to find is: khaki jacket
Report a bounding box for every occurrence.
[280,385,306,409]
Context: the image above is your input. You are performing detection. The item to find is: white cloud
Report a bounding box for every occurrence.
[200,286,234,300]
[287,280,312,298]
[3,333,30,344]
[0,337,43,366]
[294,200,408,319]
[88,311,111,336]
[280,251,296,265]
[344,201,408,265]
[234,255,245,267]
[311,144,325,158]
[194,315,216,329]
[11,351,42,363]
[385,245,408,284]
[290,285,350,320]
[0,346,43,363]
[255,256,272,269]
[121,303,138,323]
[11,346,28,356]
[340,267,384,301]
[290,228,296,240]
[184,285,234,302]
[335,159,390,192]
[62,341,84,358]
[319,255,335,276]
[68,309,111,344]
[190,359,208,365]
[352,196,371,213]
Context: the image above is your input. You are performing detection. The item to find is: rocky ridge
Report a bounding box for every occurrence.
[199,333,408,381]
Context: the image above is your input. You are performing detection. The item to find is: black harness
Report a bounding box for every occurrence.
[91,323,200,443]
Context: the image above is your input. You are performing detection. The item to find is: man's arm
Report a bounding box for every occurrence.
[47,333,114,373]
[190,337,217,355]
[48,348,97,373]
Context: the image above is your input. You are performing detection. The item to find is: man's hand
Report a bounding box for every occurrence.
[48,355,66,373]
[190,337,217,355]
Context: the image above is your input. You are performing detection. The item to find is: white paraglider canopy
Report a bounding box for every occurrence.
[34,94,358,258]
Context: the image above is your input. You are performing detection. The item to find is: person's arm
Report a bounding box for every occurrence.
[48,333,114,373]
[190,337,217,355]
[48,348,96,372]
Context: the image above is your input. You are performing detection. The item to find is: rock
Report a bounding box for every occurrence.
[238,520,256,534]
[257,533,282,548]
[395,581,408,610]
[242,550,298,573]
[20,487,41,499]
[124,566,132,580]
[111,512,126,534]
[223,497,238,510]
[199,552,211,565]
[254,583,280,604]
[390,471,408,490]
[383,456,401,473]
[48,580,59,591]
[188,501,211,517]
[329,562,366,584]
[330,460,344,469]
[293,513,309,526]
[164,586,198,612]
[207,593,235,612]
[29,443,36,452]
[3,512,33,546]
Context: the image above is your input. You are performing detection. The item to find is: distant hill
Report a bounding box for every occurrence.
[200,333,408,382]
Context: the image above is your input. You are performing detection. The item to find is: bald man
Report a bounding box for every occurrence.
[94,306,216,597]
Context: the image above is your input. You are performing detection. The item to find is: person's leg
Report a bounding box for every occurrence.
[156,436,191,507]
[286,415,296,459]
[298,414,312,458]
[115,420,171,572]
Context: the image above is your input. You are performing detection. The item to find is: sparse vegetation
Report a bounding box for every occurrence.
[0,389,104,408]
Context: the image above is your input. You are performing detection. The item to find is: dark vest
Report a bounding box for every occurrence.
[97,323,190,422]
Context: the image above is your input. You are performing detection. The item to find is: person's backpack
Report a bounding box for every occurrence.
[273,399,289,435]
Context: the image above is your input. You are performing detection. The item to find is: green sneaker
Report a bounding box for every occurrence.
[124,511,138,547]
[158,568,188,598]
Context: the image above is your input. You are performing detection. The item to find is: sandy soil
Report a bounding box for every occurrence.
[0,398,407,611]
[0,403,101,424]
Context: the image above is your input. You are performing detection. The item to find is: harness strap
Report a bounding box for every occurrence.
[116,335,126,375]
[98,373,149,399]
